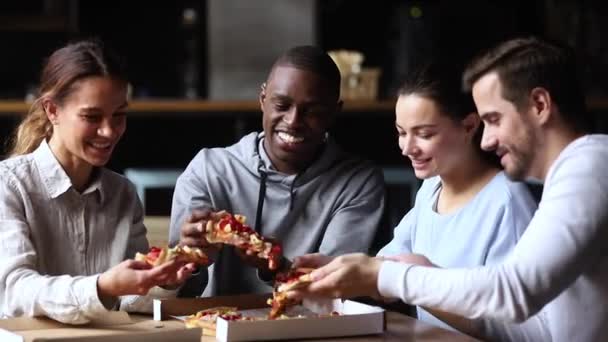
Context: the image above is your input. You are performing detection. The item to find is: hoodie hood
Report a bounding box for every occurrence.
[226,132,345,186]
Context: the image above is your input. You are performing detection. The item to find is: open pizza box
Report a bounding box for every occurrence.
[0,311,200,342]
[155,293,386,342]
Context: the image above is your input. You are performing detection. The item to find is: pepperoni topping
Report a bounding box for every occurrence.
[270,245,282,256]
[218,216,255,234]
[219,313,243,321]
[147,246,162,261]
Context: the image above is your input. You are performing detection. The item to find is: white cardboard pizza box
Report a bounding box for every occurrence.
[0,311,200,342]
[155,294,385,342]
[216,299,385,342]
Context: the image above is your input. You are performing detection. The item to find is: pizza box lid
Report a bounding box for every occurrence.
[0,311,200,342]
[155,294,386,342]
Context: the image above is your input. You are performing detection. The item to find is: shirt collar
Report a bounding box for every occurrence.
[33,140,104,202]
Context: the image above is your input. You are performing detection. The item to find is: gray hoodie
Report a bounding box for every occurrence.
[169,132,385,296]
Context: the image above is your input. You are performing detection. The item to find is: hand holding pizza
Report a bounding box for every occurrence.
[179,209,225,260]
[288,253,384,300]
[198,211,283,270]
[97,258,196,298]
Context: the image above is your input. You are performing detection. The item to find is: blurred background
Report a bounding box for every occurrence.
[0,0,607,221]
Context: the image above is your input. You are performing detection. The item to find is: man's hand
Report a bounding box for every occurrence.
[292,253,335,269]
[97,258,195,298]
[290,253,383,300]
[179,209,222,259]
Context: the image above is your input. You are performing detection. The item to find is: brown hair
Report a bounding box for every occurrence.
[8,39,127,156]
[399,61,501,168]
[462,36,592,133]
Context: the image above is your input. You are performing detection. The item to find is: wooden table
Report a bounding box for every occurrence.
[0,301,478,341]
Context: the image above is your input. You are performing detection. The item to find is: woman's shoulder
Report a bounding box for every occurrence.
[484,171,538,209]
[0,154,37,188]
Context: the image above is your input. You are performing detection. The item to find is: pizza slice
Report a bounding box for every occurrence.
[275,267,314,292]
[135,245,209,267]
[203,211,283,270]
[184,307,257,336]
[267,267,314,319]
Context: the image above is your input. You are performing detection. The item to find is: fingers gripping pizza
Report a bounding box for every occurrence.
[135,245,209,267]
[267,267,314,319]
[204,211,282,270]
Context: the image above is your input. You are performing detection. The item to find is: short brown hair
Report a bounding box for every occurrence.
[463,37,592,133]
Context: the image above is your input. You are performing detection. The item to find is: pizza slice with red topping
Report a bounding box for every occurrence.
[267,267,314,319]
[135,245,209,267]
[203,211,282,270]
[184,307,258,335]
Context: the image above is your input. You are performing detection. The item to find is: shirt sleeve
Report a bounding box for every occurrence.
[377,152,608,322]
[169,152,213,297]
[169,151,214,246]
[318,166,386,256]
[0,177,109,324]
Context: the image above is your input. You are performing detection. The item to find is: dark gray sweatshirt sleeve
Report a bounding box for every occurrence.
[169,150,214,246]
[319,166,386,256]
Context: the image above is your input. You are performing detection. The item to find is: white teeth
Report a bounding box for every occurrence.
[277,132,304,144]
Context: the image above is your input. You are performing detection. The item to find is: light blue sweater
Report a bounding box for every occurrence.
[378,172,538,330]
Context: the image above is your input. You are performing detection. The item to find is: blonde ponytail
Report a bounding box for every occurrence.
[9,99,53,157]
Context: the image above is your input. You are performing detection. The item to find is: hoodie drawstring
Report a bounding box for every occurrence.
[288,178,297,210]
[254,167,267,233]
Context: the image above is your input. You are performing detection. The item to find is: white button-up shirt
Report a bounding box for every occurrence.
[0,140,173,324]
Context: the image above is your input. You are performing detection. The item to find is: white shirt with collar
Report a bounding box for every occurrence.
[0,140,174,324]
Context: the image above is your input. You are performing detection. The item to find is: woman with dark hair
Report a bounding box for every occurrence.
[293,62,538,331]
[0,40,194,324]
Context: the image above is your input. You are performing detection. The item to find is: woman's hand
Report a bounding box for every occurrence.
[97,258,195,298]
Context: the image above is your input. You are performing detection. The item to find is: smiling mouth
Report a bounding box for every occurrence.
[411,158,431,167]
[89,142,112,150]
[277,131,305,145]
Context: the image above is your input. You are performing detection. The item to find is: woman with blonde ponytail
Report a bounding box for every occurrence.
[0,40,195,324]
[9,98,53,156]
